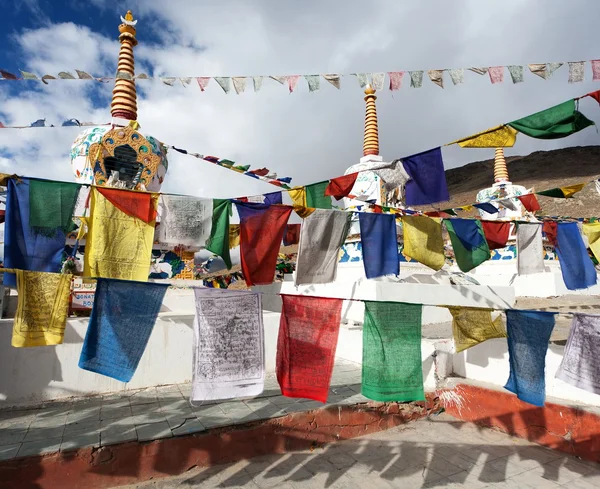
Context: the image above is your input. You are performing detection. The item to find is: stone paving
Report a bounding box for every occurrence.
[120,413,600,489]
[0,358,366,461]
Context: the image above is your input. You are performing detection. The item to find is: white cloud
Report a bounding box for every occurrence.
[1,0,600,200]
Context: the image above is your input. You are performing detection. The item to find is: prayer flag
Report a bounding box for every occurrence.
[263,191,283,205]
[11,270,72,347]
[543,221,557,246]
[277,295,343,403]
[371,72,385,91]
[507,65,524,84]
[427,70,444,88]
[305,181,332,209]
[402,215,445,270]
[388,72,404,90]
[192,289,265,401]
[517,194,541,212]
[196,77,210,91]
[444,219,491,272]
[473,203,499,214]
[287,75,300,93]
[326,173,358,200]
[448,68,464,85]
[214,77,231,93]
[84,188,157,281]
[508,100,594,139]
[568,62,585,83]
[592,60,600,81]
[4,178,67,287]
[270,76,286,85]
[323,74,341,89]
[517,223,544,275]
[232,76,246,94]
[29,179,80,236]
[158,195,213,247]
[252,76,263,92]
[283,224,301,246]
[528,63,548,79]
[229,224,240,248]
[403,147,449,206]
[236,202,292,286]
[409,71,423,88]
[305,75,320,92]
[555,222,597,290]
[537,183,586,198]
[505,310,556,406]
[354,73,368,88]
[556,314,600,395]
[19,70,38,80]
[362,301,425,402]
[488,66,504,84]
[452,125,518,148]
[359,213,399,279]
[447,306,505,353]
[469,67,488,76]
[206,199,233,269]
[79,278,169,382]
[288,187,307,208]
[481,221,511,250]
[582,222,600,262]
[295,209,351,285]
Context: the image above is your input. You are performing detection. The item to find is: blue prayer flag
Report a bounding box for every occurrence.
[263,191,283,206]
[505,310,557,407]
[359,213,399,279]
[556,222,597,291]
[3,178,67,287]
[79,278,169,382]
[402,147,449,206]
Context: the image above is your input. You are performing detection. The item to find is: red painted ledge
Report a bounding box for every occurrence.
[444,383,600,465]
[0,396,441,489]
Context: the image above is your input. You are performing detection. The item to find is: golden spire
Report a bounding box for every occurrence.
[111,10,138,121]
[363,85,379,156]
[493,147,510,183]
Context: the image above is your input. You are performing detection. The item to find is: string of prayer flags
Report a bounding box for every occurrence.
[508,100,595,140]
[536,183,586,199]
[78,278,169,382]
[402,147,449,205]
[362,301,425,402]
[276,295,343,403]
[305,181,332,209]
[401,216,446,270]
[206,199,233,269]
[29,180,80,236]
[582,222,600,262]
[447,306,506,353]
[444,219,491,273]
[11,270,72,347]
[84,188,157,282]
[158,195,213,248]
[295,209,351,285]
[555,222,597,291]
[191,289,265,401]
[4,178,68,287]
[283,224,301,246]
[556,314,600,395]
[359,213,399,279]
[517,223,544,275]
[452,125,518,148]
[325,173,358,200]
[517,194,541,212]
[236,202,293,286]
[481,221,511,250]
[505,310,557,407]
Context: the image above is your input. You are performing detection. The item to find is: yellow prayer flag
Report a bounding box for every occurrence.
[583,222,600,262]
[76,217,89,240]
[288,187,307,207]
[461,205,475,212]
[12,270,72,347]
[452,125,518,148]
[402,216,446,270]
[84,188,157,281]
[293,206,316,219]
[560,183,586,198]
[446,306,506,352]
[229,224,241,249]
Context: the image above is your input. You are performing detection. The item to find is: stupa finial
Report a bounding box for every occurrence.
[494,147,510,183]
[363,84,379,157]
[111,10,138,121]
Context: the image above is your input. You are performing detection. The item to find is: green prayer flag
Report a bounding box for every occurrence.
[442,209,458,216]
[445,219,491,272]
[305,181,332,209]
[536,188,564,198]
[361,301,425,402]
[508,100,594,140]
[29,179,80,236]
[206,199,233,269]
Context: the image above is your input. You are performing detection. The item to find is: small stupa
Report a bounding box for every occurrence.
[475,148,527,220]
[70,10,168,191]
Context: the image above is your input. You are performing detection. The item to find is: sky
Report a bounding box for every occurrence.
[0,0,599,200]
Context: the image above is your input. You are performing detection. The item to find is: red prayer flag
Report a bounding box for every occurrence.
[97,187,157,223]
[543,220,558,246]
[517,194,541,212]
[481,221,511,250]
[283,224,301,246]
[248,168,270,176]
[584,90,600,105]
[238,204,292,286]
[276,295,343,403]
[325,173,358,200]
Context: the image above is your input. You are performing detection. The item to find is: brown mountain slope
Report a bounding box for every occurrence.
[418,145,600,217]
